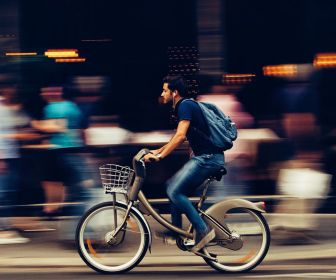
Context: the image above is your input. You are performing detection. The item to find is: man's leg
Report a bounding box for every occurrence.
[0,159,29,244]
[0,159,20,230]
[170,204,183,229]
[60,153,91,242]
[0,163,11,231]
[166,154,224,234]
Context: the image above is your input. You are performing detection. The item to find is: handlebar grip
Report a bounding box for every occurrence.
[133,148,150,162]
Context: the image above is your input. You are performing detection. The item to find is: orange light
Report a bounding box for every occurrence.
[45,49,78,58]
[314,53,336,68]
[224,74,255,78]
[223,73,255,84]
[5,52,37,56]
[55,58,86,63]
[263,64,297,77]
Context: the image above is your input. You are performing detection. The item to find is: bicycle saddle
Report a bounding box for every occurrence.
[210,168,227,181]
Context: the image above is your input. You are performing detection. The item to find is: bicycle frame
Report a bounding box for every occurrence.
[112,149,230,240]
[111,149,265,242]
[111,189,198,240]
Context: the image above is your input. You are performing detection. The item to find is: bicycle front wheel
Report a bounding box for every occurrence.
[76,201,150,274]
[203,208,270,273]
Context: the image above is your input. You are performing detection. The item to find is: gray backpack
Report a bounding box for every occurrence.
[184,99,238,151]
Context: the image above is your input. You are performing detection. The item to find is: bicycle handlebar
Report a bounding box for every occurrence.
[129,149,150,201]
[132,148,150,178]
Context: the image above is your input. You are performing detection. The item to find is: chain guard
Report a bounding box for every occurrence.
[215,236,243,251]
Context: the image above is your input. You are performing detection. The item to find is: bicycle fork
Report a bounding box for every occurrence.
[107,200,133,243]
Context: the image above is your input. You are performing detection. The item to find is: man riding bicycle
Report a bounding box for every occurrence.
[144,76,225,252]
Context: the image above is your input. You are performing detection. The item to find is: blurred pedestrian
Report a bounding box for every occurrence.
[32,86,91,241]
[310,68,336,213]
[0,80,29,244]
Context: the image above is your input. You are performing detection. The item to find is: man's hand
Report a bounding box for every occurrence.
[144,153,160,163]
[150,149,161,155]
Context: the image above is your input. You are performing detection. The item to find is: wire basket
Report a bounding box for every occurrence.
[99,164,134,194]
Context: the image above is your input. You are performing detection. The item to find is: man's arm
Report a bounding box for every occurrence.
[31,119,67,133]
[144,120,190,162]
[150,144,167,155]
[159,120,190,158]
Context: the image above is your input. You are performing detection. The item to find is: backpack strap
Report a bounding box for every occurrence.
[179,98,214,145]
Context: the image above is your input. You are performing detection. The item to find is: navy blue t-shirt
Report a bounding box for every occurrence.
[176,99,220,156]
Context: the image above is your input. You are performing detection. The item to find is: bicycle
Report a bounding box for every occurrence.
[76,149,270,273]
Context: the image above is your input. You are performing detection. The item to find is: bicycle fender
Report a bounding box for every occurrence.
[205,198,266,218]
[118,201,152,253]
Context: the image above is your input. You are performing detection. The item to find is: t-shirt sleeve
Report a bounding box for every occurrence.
[177,101,193,121]
[44,104,63,120]
[43,105,54,120]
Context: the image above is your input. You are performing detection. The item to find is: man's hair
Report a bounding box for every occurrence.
[163,75,188,97]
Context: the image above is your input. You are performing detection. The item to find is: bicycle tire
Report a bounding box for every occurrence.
[203,208,270,273]
[76,201,150,274]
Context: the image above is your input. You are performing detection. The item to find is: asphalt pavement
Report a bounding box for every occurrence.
[0,214,335,269]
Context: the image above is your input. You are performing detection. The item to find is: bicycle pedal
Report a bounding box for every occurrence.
[183,238,195,247]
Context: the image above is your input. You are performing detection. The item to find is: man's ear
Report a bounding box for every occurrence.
[173,90,177,97]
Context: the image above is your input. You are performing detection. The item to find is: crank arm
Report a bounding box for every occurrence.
[192,250,218,262]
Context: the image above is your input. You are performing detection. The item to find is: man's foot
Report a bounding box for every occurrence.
[190,228,216,253]
[0,230,30,245]
[12,217,56,232]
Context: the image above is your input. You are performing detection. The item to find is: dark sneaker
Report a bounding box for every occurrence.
[191,228,216,253]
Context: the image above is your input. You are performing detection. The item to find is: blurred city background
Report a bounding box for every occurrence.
[1,0,336,277]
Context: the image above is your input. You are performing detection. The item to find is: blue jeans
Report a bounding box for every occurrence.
[166,153,225,235]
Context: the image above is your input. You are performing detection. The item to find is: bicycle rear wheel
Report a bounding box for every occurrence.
[76,201,150,273]
[203,208,270,273]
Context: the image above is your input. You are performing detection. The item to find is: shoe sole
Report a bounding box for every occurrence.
[191,229,216,253]
[0,238,29,245]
